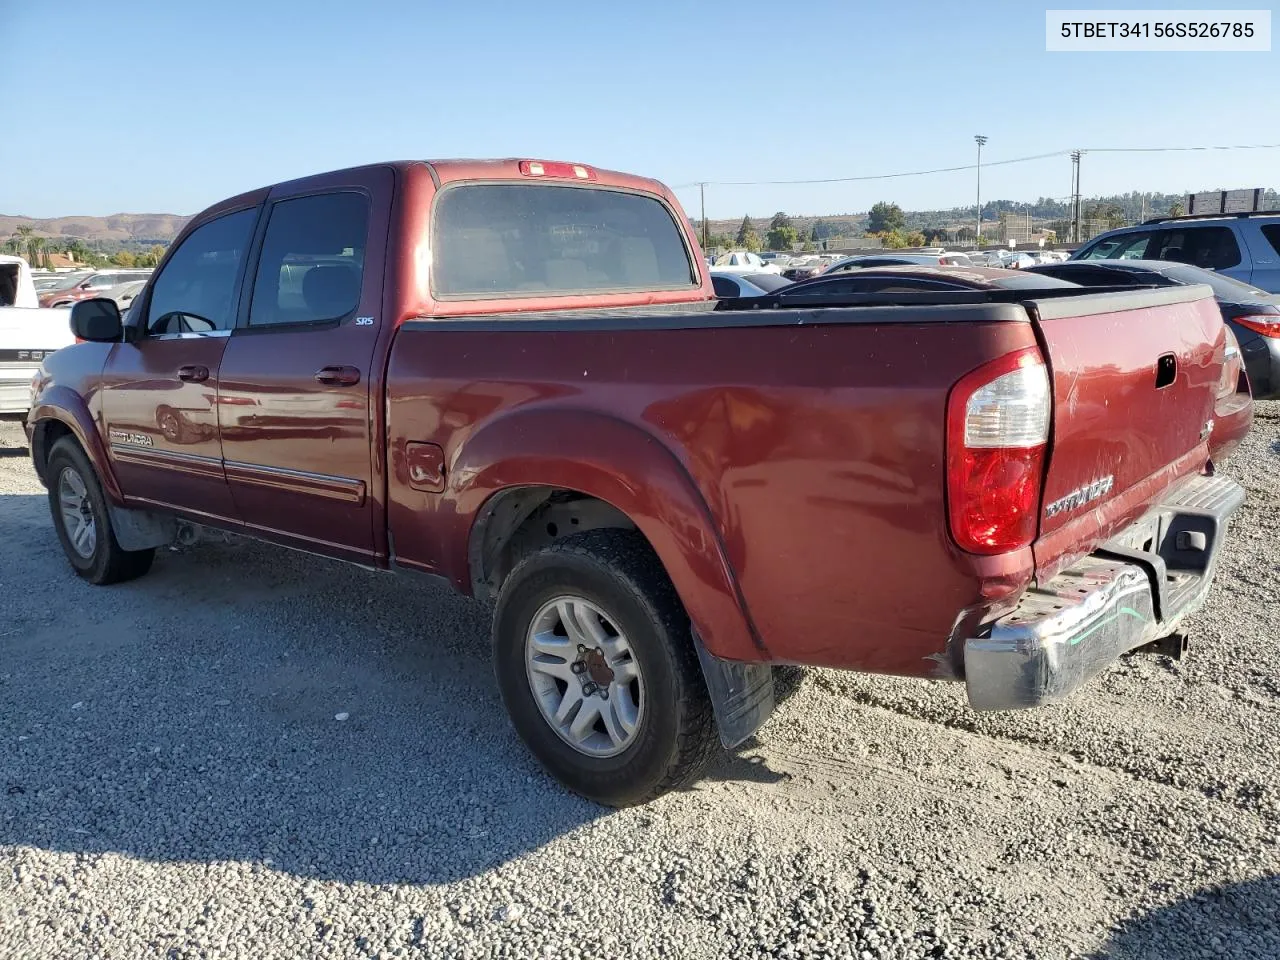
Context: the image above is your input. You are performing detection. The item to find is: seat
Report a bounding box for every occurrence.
[436,229,512,293]
[302,264,360,319]
[620,238,660,285]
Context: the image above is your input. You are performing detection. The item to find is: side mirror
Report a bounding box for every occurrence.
[70,298,123,342]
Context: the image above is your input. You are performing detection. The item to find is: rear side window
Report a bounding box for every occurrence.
[1147,226,1241,270]
[249,192,369,327]
[432,184,696,298]
[711,276,740,297]
[1261,225,1280,258]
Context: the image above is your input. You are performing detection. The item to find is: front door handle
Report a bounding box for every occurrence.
[177,364,209,383]
[314,365,361,386]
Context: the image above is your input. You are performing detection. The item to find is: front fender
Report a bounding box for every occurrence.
[28,385,122,504]
[445,408,766,664]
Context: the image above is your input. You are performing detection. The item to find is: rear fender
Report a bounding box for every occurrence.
[28,386,123,504]
[448,408,765,665]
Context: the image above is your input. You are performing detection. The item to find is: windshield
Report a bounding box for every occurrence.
[739,273,792,292]
[1152,263,1276,302]
[47,273,87,291]
[988,273,1080,290]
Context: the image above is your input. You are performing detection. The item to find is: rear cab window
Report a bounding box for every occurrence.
[431,183,697,299]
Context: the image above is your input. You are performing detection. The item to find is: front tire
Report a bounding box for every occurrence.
[47,437,155,585]
[493,530,718,807]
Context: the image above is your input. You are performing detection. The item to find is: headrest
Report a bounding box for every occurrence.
[303,264,360,317]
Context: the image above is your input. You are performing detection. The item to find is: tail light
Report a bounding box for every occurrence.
[946,347,1050,554]
[1233,315,1280,339]
[1219,326,1246,399]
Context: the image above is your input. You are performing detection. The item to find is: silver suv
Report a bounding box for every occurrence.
[1070,211,1280,293]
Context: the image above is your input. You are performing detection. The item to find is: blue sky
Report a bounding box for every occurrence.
[2,0,1276,220]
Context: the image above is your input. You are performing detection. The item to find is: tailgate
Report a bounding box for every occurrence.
[1024,285,1223,576]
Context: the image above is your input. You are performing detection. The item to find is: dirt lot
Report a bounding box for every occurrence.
[2,408,1278,960]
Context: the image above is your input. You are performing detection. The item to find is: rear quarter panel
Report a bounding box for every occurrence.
[385,310,1040,677]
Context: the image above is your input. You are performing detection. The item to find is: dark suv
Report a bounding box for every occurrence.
[1071,212,1280,293]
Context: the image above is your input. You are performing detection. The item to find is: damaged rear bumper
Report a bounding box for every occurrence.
[964,474,1245,711]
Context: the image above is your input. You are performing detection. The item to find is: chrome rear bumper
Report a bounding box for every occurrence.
[964,474,1245,711]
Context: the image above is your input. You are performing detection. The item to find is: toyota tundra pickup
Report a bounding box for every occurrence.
[25,159,1250,806]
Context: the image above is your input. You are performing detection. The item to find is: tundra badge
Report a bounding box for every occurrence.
[1044,475,1115,519]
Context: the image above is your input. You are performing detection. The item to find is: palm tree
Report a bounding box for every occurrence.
[14,224,35,263]
[66,239,89,264]
[29,236,46,268]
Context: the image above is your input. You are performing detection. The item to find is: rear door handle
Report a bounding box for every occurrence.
[177,364,209,383]
[314,365,361,386]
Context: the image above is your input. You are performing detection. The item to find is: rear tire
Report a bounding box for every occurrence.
[46,437,155,585]
[493,529,718,806]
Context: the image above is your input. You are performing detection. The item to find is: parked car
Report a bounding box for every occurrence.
[33,274,84,292]
[37,269,153,308]
[965,250,1004,266]
[26,158,1246,807]
[1027,258,1280,400]
[822,252,972,275]
[0,255,76,414]
[987,251,1035,269]
[102,279,148,314]
[1070,211,1280,293]
[780,256,826,280]
[710,250,782,274]
[776,264,1254,463]
[709,270,792,298]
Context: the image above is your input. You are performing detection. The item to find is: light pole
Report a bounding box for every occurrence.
[974,135,988,247]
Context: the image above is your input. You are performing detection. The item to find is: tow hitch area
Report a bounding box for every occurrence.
[1136,632,1190,661]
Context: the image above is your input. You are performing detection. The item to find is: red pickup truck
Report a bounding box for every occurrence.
[26,159,1250,806]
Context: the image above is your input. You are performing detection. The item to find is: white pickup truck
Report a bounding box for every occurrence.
[0,255,74,414]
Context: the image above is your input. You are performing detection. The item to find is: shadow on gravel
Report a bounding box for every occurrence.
[0,512,609,887]
[0,447,28,458]
[702,739,790,788]
[1090,876,1280,958]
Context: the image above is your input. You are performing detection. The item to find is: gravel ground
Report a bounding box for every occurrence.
[1,406,1278,960]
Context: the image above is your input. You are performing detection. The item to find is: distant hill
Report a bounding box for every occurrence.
[0,213,191,244]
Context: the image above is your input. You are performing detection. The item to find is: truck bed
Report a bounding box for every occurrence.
[383,286,1225,679]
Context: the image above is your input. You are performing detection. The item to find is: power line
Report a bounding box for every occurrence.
[1087,142,1280,154]
[669,150,1066,188]
[671,142,1280,190]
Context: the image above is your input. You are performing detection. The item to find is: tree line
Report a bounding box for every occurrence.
[4,225,168,269]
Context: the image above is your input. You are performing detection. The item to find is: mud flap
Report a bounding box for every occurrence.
[691,629,775,749]
[107,503,178,551]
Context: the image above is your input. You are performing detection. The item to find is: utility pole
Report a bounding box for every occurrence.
[699,182,709,252]
[974,135,988,246]
[1070,150,1082,244]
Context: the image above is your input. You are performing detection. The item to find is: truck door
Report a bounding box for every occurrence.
[216,168,392,562]
[100,206,259,520]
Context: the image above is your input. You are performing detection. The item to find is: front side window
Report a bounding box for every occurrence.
[1111,233,1152,259]
[432,184,697,298]
[146,207,257,334]
[1078,237,1124,260]
[249,192,370,327]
